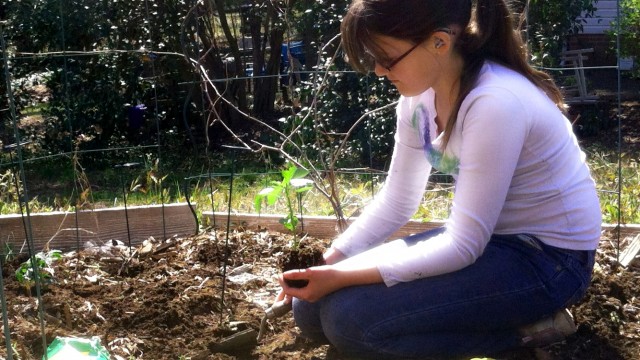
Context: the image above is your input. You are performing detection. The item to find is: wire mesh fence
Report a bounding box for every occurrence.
[0,1,637,359]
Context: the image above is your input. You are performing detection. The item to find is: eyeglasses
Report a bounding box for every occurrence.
[364,42,420,72]
[362,43,420,71]
[364,28,453,72]
[381,42,422,71]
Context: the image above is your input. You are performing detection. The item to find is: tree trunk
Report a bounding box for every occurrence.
[250,2,283,119]
[214,0,247,112]
[196,0,249,142]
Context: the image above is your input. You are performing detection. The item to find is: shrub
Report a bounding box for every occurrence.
[608,0,640,77]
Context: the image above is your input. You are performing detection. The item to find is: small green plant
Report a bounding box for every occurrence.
[1,242,16,265]
[127,157,169,205]
[0,170,20,214]
[254,164,314,247]
[11,340,22,360]
[15,250,62,294]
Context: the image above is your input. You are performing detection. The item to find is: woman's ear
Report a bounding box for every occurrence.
[431,29,453,53]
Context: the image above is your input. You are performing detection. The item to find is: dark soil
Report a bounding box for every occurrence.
[279,240,326,288]
[574,70,640,153]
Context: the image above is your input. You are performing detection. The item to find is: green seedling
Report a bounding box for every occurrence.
[15,250,62,294]
[254,164,314,248]
[2,242,15,264]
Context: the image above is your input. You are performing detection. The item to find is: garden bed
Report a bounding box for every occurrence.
[0,223,639,360]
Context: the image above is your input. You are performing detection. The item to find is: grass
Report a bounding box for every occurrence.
[1,143,638,225]
[199,171,451,222]
[584,144,640,224]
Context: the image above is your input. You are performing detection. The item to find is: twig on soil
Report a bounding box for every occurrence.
[183,276,210,294]
[117,248,139,276]
[79,300,106,323]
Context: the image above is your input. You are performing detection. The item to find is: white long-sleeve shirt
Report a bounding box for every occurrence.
[332,61,602,286]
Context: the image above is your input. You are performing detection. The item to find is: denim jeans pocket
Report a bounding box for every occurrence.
[557,248,596,306]
[537,244,595,307]
[499,234,593,307]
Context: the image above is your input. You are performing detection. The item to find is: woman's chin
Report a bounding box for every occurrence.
[392,83,429,97]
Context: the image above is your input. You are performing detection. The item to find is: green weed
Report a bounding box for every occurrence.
[585,146,640,224]
[15,250,62,294]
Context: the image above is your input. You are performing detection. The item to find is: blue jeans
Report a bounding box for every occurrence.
[292,228,596,359]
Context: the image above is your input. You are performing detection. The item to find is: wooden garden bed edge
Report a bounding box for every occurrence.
[0,203,197,252]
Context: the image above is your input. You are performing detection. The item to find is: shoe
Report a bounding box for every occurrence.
[519,308,577,348]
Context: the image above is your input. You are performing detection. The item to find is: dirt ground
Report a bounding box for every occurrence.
[0,224,639,360]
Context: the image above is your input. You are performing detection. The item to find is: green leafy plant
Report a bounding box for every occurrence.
[608,0,640,77]
[129,157,169,205]
[524,0,598,66]
[15,250,62,294]
[254,164,314,247]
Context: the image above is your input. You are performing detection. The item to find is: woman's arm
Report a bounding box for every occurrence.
[330,95,433,258]
[323,247,346,265]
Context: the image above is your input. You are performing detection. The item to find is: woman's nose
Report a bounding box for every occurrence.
[374,62,388,77]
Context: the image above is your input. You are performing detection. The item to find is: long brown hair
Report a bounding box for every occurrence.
[341,0,565,147]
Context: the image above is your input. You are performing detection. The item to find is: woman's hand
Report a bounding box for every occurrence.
[279,262,383,303]
[279,265,342,302]
[272,248,348,304]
